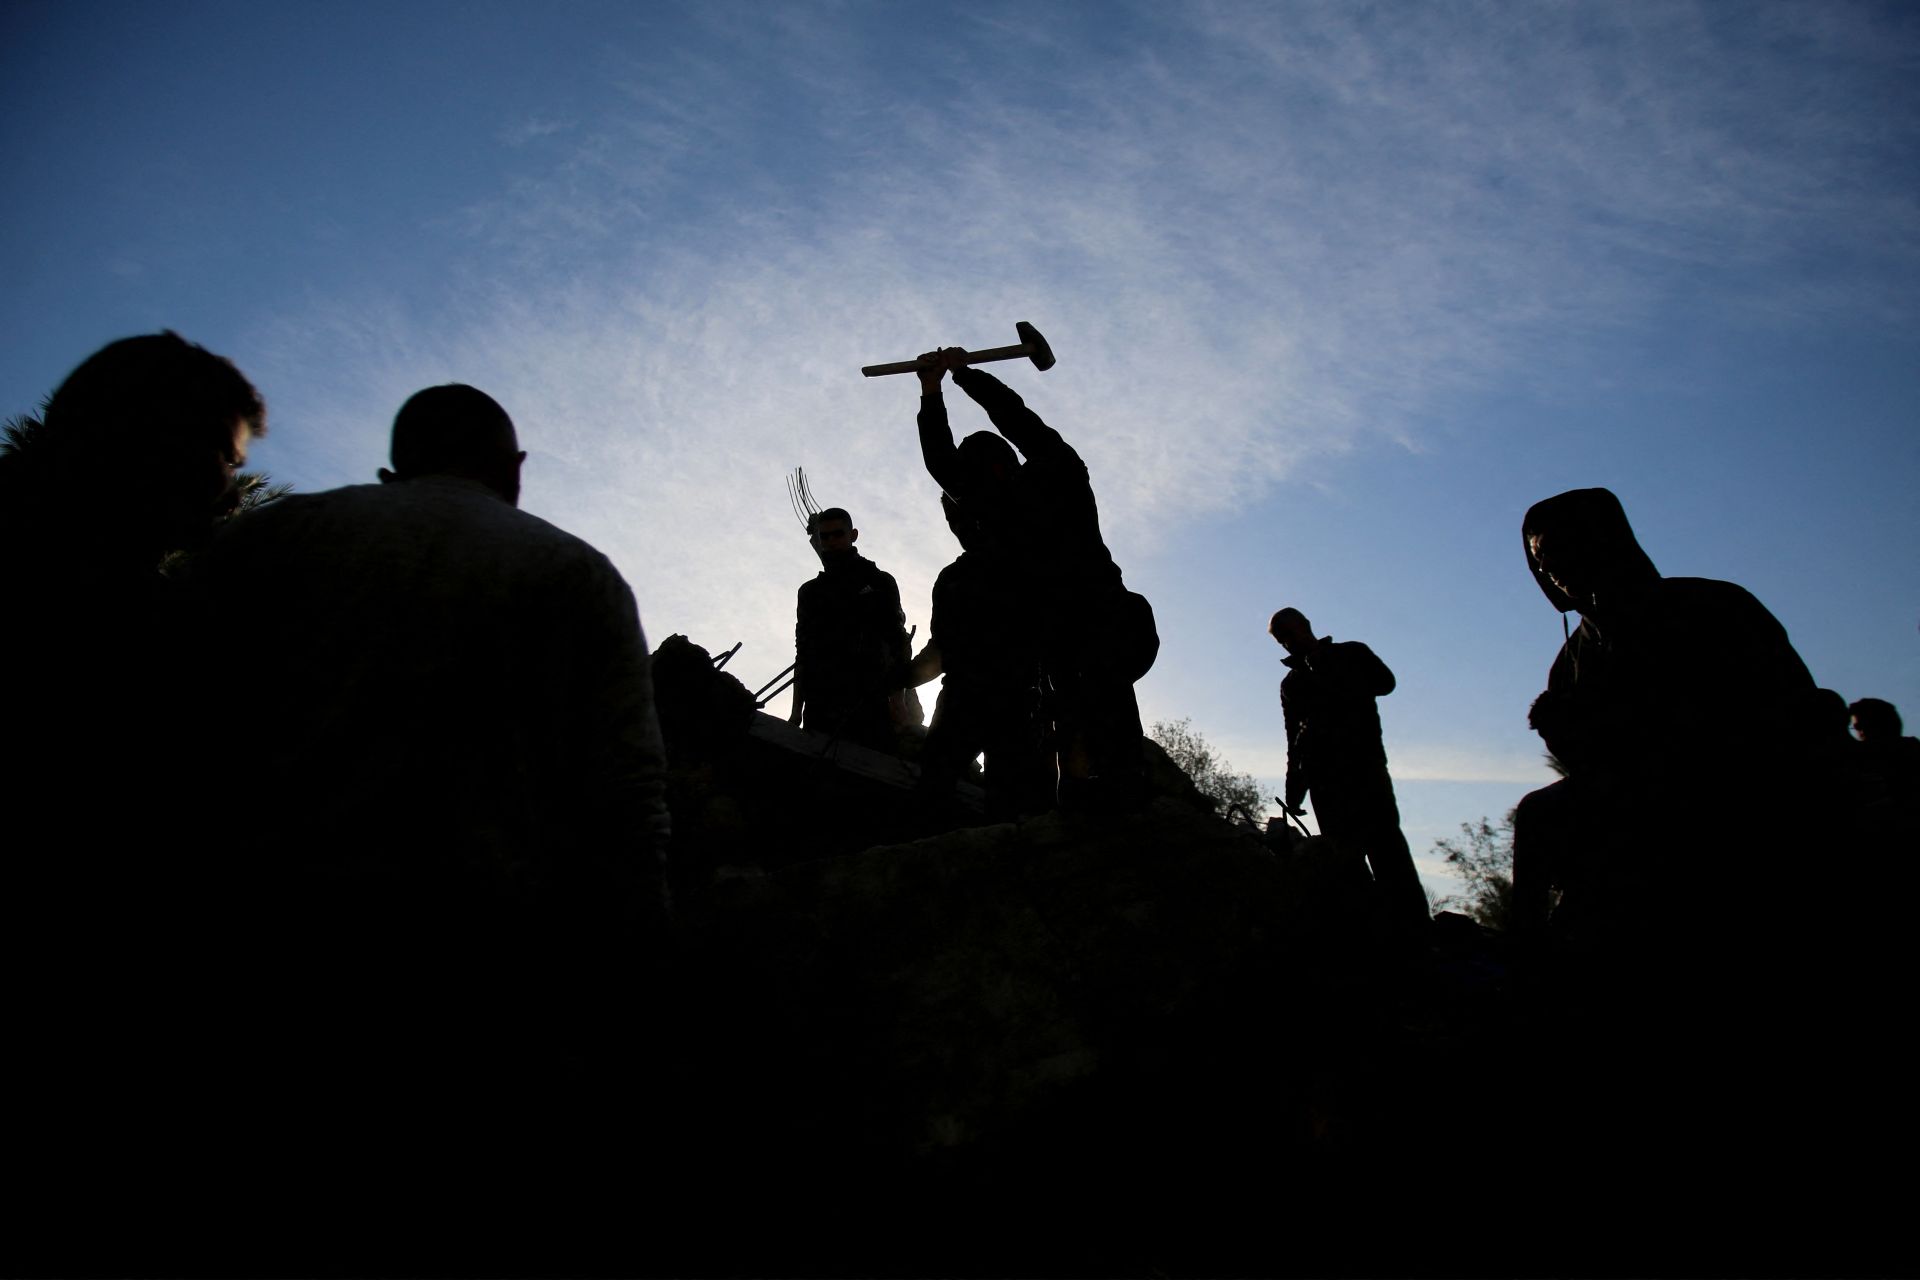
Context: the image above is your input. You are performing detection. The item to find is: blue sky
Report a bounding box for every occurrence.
[5,1,1916,899]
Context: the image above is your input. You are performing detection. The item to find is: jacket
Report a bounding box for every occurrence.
[1522,487,1816,784]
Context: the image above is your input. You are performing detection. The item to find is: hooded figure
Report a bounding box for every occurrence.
[1521,487,1815,788]
[1512,487,1818,945]
[1501,504,1901,1243]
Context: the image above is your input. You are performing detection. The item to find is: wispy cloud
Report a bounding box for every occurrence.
[498,115,574,148]
[245,0,1919,691]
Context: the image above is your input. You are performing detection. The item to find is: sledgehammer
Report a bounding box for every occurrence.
[861,321,1055,378]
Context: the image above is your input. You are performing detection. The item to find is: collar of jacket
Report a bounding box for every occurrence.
[1281,636,1332,671]
[819,549,871,577]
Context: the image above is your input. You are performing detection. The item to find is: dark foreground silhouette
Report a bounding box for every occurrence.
[6,337,1917,1278]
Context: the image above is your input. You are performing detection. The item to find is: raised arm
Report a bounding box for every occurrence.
[915,348,967,500]
[950,363,1070,464]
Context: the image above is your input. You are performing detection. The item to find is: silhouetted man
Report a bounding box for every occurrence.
[1512,487,1818,948]
[1,331,264,794]
[910,494,1051,819]
[181,385,670,1242]
[1504,496,1864,1237]
[788,505,913,753]
[1270,607,1427,934]
[4,333,267,1265]
[915,347,1158,810]
[1850,697,1920,831]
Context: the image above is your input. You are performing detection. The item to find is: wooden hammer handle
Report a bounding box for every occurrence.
[861,342,1030,378]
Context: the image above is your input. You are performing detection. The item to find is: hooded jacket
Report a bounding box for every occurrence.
[1521,488,1815,785]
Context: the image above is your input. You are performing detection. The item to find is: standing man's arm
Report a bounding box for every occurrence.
[1321,641,1396,697]
[878,570,913,725]
[788,586,809,727]
[881,572,911,670]
[573,559,671,920]
[1281,678,1309,814]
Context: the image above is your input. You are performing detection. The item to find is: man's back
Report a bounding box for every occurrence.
[931,548,1038,688]
[196,474,668,877]
[183,474,670,1175]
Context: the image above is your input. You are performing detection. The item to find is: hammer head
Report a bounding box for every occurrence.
[1016,321,1055,372]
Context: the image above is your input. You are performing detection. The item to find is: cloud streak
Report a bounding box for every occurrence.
[243,0,1919,695]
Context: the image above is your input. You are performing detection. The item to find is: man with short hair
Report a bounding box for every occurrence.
[196,381,669,889]
[1270,606,1427,934]
[183,384,670,1222]
[1848,696,1920,827]
[788,505,912,753]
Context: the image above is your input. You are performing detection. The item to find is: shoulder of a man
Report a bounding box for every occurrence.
[199,481,384,562]
[1647,576,1798,656]
[276,480,616,582]
[1655,574,1743,600]
[1652,575,1772,620]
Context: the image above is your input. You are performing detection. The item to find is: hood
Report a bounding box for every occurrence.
[1521,487,1660,614]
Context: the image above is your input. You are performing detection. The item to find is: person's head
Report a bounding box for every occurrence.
[1268,607,1314,656]
[382,384,525,505]
[1521,488,1660,618]
[36,332,265,558]
[806,507,858,563]
[1850,697,1903,744]
[955,431,1019,494]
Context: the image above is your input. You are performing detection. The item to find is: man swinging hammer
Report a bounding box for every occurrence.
[911,344,1157,812]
